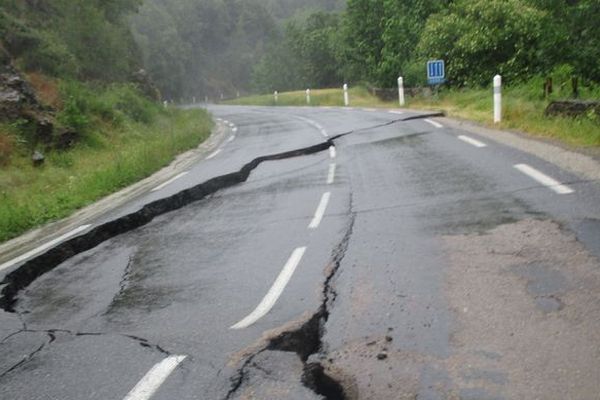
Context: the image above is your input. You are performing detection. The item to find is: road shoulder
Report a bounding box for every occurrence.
[0,121,227,268]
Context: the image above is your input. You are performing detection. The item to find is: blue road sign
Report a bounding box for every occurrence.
[427,60,445,85]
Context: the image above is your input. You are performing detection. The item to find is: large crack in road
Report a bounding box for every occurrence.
[0,111,444,398]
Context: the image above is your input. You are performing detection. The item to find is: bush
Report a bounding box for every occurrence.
[417,0,568,86]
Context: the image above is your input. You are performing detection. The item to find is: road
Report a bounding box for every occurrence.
[1,105,599,399]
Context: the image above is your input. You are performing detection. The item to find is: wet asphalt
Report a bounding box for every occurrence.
[0,105,599,399]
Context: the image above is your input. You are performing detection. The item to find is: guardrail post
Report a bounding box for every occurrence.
[398,76,405,106]
[306,88,311,105]
[343,83,349,107]
[494,75,502,123]
[274,91,278,104]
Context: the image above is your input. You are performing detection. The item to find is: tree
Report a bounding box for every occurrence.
[417,0,567,86]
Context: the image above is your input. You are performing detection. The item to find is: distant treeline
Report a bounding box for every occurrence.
[3,1,598,99]
[0,0,141,81]
[253,0,600,92]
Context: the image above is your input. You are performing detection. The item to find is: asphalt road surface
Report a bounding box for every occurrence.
[1,105,599,399]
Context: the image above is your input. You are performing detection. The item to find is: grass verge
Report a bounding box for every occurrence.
[0,101,212,243]
[226,84,600,148]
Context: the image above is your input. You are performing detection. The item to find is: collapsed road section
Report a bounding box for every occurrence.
[225,205,355,400]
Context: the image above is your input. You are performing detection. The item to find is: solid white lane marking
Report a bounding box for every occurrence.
[295,115,329,138]
[227,135,236,143]
[123,355,187,400]
[514,164,574,194]
[308,192,331,229]
[151,172,189,192]
[388,110,404,115]
[0,225,92,273]
[206,149,222,160]
[458,135,487,148]
[329,146,336,159]
[424,119,443,128]
[327,163,336,184]
[230,247,307,329]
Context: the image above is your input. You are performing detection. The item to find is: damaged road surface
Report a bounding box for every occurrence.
[1,105,600,399]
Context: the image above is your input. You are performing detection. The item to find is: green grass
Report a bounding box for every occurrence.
[227,84,600,148]
[0,107,212,243]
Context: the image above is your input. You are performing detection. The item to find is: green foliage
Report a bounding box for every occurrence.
[252,12,343,92]
[417,0,567,86]
[0,108,212,242]
[57,81,160,134]
[0,0,141,81]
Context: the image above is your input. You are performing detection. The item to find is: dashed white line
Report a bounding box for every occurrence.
[151,172,189,192]
[514,164,574,194]
[308,192,331,229]
[388,110,404,115]
[123,355,187,400]
[206,149,222,160]
[232,127,238,132]
[327,163,336,184]
[329,146,336,159]
[458,135,487,148]
[424,119,443,128]
[227,135,236,143]
[230,247,307,329]
[0,225,92,273]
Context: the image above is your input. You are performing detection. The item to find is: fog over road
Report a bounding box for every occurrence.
[1,105,599,399]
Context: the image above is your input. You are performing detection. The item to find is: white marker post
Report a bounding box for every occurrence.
[343,83,349,107]
[494,74,502,123]
[274,90,278,104]
[306,88,311,105]
[192,96,196,104]
[397,76,405,106]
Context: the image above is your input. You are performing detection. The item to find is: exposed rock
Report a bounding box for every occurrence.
[31,150,44,166]
[0,45,55,144]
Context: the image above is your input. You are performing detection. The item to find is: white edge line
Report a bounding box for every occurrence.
[514,164,574,194]
[151,172,189,192]
[206,149,222,160]
[0,224,92,273]
[230,247,307,329]
[388,110,404,115]
[327,163,336,185]
[424,119,443,128]
[457,135,487,148]
[123,355,187,400]
[308,192,331,229]
[329,146,336,159]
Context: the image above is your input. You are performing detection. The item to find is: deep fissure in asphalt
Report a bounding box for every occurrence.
[0,111,442,396]
[0,111,442,312]
[0,140,336,312]
[225,199,355,400]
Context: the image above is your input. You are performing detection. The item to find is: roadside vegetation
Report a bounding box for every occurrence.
[227,80,600,148]
[0,2,212,243]
[0,82,212,243]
